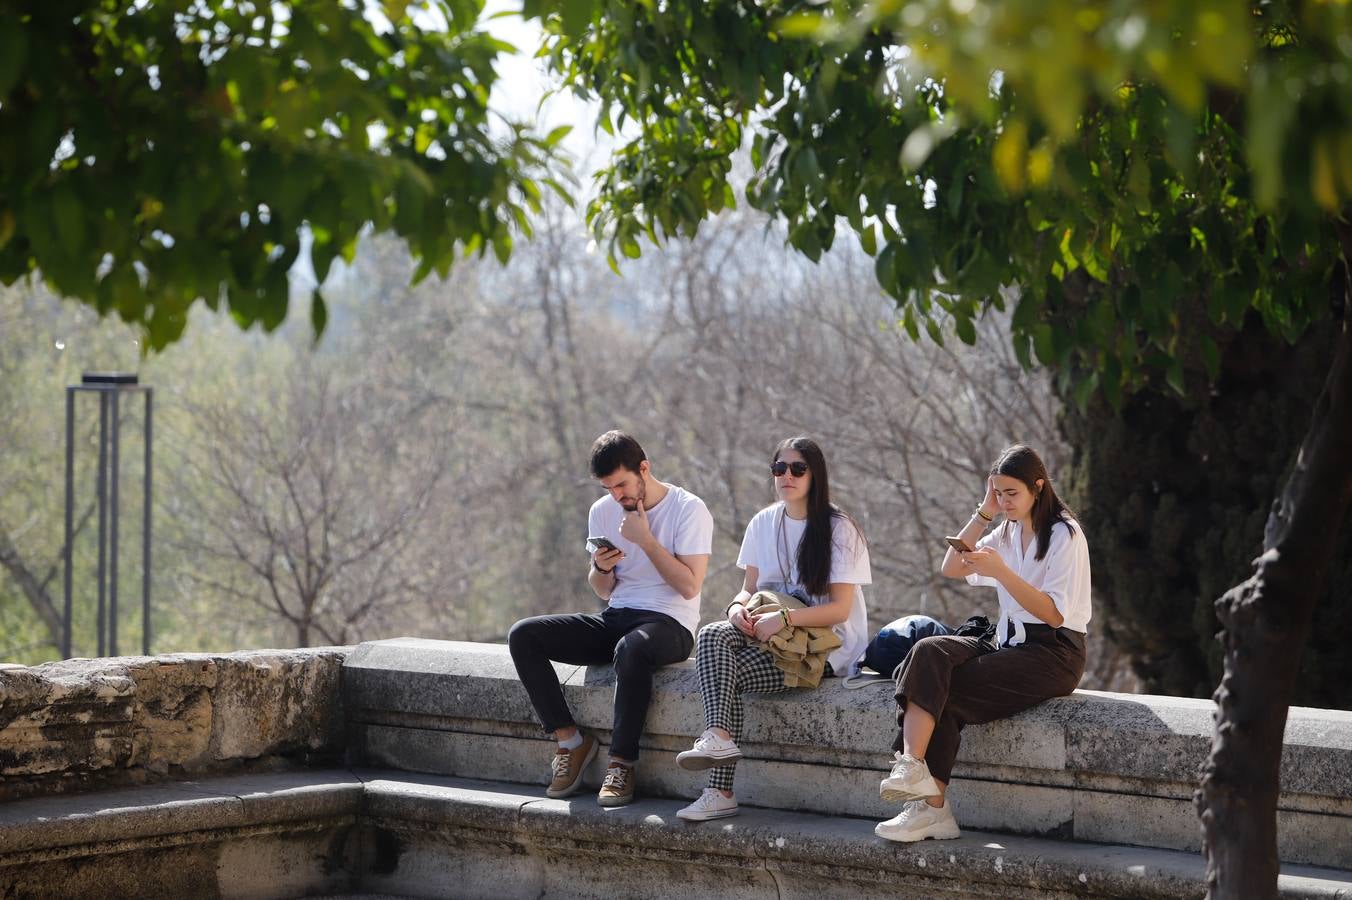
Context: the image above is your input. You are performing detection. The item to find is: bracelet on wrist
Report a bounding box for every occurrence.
[779,608,791,628]
[594,562,614,575]
[725,599,746,616]
[975,506,994,522]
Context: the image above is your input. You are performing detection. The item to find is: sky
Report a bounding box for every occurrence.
[480,1,607,169]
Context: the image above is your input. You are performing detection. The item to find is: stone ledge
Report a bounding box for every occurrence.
[2,769,1345,899]
[0,647,351,801]
[356,773,1352,900]
[342,639,1352,869]
[0,770,362,899]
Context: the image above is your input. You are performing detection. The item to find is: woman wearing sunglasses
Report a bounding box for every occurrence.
[874,443,1090,842]
[675,436,871,821]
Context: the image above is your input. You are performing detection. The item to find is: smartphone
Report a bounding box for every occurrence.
[586,536,619,554]
[944,536,975,553]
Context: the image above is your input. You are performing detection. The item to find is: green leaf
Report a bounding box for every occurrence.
[924,317,945,346]
[52,182,86,254]
[1200,335,1220,382]
[561,0,592,37]
[492,230,513,264]
[1165,358,1186,396]
[954,314,976,345]
[859,223,877,257]
[793,147,820,188]
[544,125,573,148]
[310,291,328,344]
[1032,324,1055,365]
[1071,373,1098,414]
[0,18,25,102]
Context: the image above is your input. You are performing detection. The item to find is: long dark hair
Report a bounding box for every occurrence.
[991,444,1073,561]
[774,436,859,598]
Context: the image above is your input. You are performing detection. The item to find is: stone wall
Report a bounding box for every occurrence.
[0,647,350,801]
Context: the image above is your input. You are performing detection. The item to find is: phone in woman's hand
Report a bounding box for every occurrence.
[944,535,974,553]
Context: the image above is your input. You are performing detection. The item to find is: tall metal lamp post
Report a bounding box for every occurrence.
[63,372,153,658]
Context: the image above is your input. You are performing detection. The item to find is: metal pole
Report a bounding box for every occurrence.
[63,388,75,659]
[142,389,153,656]
[109,390,120,658]
[96,392,108,658]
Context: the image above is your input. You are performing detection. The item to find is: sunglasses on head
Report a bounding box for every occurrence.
[770,460,809,478]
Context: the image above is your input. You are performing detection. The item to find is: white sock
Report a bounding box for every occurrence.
[558,732,583,750]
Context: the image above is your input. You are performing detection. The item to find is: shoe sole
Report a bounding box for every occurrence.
[676,750,742,771]
[545,739,599,799]
[597,793,635,808]
[677,806,739,822]
[879,774,941,803]
[874,821,961,842]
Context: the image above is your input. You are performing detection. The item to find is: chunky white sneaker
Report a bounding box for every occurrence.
[879,751,941,801]
[875,799,961,842]
[676,729,743,770]
[676,788,739,821]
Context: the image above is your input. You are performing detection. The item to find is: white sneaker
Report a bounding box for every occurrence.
[879,752,941,801]
[676,788,739,821]
[875,799,961,842]
[676,729,743,770]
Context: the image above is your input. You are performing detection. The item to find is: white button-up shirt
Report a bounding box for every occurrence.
[966,517,1092,646]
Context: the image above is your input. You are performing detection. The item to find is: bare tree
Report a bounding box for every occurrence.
[165,358,451,647]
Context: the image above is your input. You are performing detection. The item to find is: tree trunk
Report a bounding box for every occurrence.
[1197,256,1352,897]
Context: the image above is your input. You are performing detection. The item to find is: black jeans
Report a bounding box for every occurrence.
[507,606,694,761]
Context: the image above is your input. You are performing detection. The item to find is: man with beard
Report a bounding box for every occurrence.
[507,430,713,807]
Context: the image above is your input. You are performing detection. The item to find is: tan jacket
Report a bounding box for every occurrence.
[745,590,842,688]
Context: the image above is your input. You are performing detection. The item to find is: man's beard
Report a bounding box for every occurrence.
[621,480,646,511]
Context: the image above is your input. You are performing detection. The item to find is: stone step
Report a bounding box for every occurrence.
[353,772,1352,900]
[0,770,363,899]
[342,639,1352,869]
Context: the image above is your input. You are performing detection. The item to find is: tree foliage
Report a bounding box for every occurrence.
[0,0,568,349]
[534,0,1350,402]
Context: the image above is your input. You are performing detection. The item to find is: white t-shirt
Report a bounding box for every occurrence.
[586,484,714,638]
[966,517,1092,646]
[736,503,872,677]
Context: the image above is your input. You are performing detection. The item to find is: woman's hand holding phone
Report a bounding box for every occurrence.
[961,546,1006,578]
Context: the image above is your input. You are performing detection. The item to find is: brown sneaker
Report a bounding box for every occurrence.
[597,761,636,807]
[546,733,598,799]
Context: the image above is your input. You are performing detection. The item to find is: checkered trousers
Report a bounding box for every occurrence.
[694,620,791,791]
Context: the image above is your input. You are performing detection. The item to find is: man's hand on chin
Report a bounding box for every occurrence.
[620,499,655,551]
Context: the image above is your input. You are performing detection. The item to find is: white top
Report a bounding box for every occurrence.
[736,502,872,676]
[966,517,1092,647]
[586,484,714,638]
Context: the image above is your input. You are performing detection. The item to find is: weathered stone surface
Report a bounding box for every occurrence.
[209,649,348,760]
[0,647,350,800]
[343,638,576,729]
[0,770,358,900]
[356,774,1352,899]
[1,769,1347,899]
[342,639,1352,870]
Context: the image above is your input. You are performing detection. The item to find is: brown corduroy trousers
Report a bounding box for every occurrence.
[892,625,1086,783]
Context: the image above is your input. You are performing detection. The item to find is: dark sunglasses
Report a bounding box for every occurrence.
[770,460,809,478]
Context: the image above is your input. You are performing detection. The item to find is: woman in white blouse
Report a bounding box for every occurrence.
[875,444,1090,843]
[674,436,871,822]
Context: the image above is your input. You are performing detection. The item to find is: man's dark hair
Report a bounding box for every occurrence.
[590,430,647,478]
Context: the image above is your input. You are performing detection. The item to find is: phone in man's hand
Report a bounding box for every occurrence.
[944,535,975,553]
[586,536,619,554]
